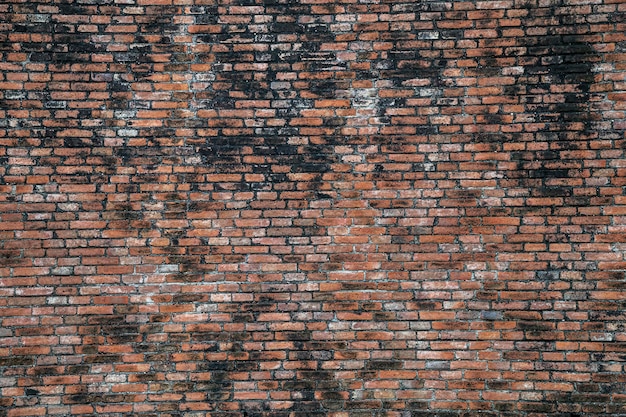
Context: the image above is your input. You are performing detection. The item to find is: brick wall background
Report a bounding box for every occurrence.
[1,0,626,416]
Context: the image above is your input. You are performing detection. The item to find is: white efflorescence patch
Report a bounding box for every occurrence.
[350,88,379,109]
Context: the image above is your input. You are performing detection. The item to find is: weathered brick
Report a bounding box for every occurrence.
[0,0,625,416]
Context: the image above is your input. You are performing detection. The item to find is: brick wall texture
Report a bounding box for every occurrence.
[1,0,626,415]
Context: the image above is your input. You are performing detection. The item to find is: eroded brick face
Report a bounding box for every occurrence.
[1,0,626,416]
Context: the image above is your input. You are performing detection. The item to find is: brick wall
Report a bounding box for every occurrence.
[1,0,626,416]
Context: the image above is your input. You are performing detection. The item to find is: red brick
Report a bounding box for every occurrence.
[0,1,624,416]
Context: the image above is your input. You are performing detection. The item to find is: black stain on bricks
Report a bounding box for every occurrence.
[192,2,340,179]
[508,37,598,204]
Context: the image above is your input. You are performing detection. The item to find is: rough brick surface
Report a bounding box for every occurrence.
[1,0,626,416]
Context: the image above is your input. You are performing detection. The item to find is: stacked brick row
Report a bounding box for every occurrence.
[0,0,625,416]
